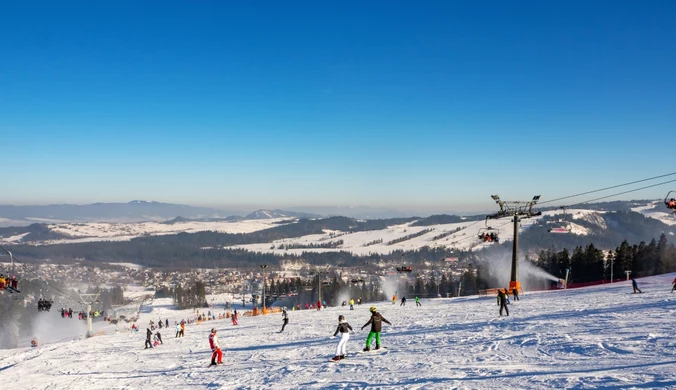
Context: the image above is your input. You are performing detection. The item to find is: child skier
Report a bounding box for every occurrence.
[208,328,223,366]
[361,307,391,351]
[497,289,509,316]
[331,315,353,361]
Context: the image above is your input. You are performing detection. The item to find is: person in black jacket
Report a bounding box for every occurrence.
[331,315,353,361]
[361,307,391,351]
[497,289,509,316]
[280,308,289,333]
[145,328,153,349]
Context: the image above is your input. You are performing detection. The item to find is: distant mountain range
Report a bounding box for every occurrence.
[0,201,326,227]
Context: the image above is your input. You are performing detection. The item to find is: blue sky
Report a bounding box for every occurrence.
[1,1,674,212]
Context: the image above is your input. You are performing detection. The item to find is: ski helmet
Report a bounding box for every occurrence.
[211,328,216,333]
[338,315,344,321]
[369,306,377,313]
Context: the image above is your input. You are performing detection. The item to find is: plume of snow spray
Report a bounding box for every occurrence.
[478,248,560,291]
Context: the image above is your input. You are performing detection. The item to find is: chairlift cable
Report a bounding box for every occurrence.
[539,171,676,205]
[562,179,676,209]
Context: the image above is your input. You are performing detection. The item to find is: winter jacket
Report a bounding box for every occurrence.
[146,329,152,341]
[362,312,391,332]
[333,321,353,336]
[209,333,219,350]
[497,291,508,305]
[282,311,288,321]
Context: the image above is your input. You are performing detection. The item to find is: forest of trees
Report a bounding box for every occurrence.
[173,281,208,309]
[535,233,676,284]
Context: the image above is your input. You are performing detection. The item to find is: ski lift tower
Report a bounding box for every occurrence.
[77,291,101,338]
[488,195,542,293]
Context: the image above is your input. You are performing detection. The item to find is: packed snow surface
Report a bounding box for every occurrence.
[1,274,675,389]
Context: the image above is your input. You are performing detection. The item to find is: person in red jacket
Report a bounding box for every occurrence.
[317,300,322,311]
[671,277,676,293]
[209,328,223,366]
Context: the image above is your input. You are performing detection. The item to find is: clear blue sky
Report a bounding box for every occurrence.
[1,1,674,212]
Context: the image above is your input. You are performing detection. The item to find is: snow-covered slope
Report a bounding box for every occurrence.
[0,218,292,245]
[2,274,675,389]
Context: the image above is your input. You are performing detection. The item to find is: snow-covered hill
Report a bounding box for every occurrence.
[0,218,293,245]
[1,202,674,252]
[1,274,675,389]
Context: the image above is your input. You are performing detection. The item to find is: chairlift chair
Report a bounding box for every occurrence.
[665,191,676,213]
[548,207,572,233]
[477,227,499,243]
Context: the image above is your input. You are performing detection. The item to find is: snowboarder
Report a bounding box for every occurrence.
[145,328,153,348]
[415,296,421,307]
[361,307,391,351]
[280,307,289,333]
[400,297,406,306]
[631,277,642,294]
[497,289,509,316]
[208,328,223,366]
[331,315,353,361]
[512,287,519,301]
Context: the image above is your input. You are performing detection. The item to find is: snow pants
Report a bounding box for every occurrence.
[335,332,349,356]
[145,339,152,348]
[281,319,288,332]
[211,348,222,364]
[416,301,421,307]
[499,301,509,316]
[365,331,381,348]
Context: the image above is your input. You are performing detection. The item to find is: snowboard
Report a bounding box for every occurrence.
[357,347,388,354]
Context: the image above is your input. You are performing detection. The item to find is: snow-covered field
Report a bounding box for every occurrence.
[0,218,292,245]
[2,273,675,389]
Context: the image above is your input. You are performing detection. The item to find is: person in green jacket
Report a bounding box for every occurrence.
[415,296,421,307]
[361,307,392,351]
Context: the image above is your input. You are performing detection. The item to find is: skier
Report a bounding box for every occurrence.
[497,289,509,316]
[400,297,406,306]
[165,318,169,328]
[331,315,353,361]
[317,300,322,311]
[361,307,391,351]
[155,331,163,345]
[512,287,519,301]
[175,323,181,338]
[208,328,223,366]
[232,309,238,325]
[180,321,185,337]
[672,277,676,293]
[631,277,642,294]
[349,298,355,310]
[280,307,289,333]
[357,297,362,306]
[145,328,153,348]
[415,296,421,307]
[392,294,397,305]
